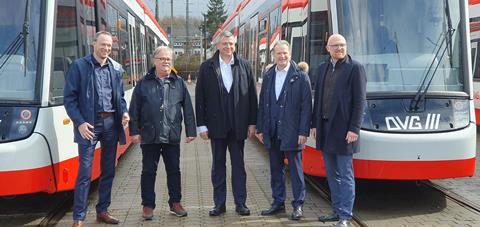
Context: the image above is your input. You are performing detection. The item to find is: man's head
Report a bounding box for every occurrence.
[92,31,113,61]
[153,46,173,77]
[272,40,291,70]
[216,31,236,59]
[326,34,347,61]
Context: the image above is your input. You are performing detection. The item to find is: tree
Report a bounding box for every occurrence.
[200,0,228,45]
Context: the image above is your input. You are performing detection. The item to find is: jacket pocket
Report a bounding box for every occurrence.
[140,124,155,143]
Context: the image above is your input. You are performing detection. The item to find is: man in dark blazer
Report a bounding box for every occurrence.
[195,31,258,216]
[256,40,311,220]
[311,34,367,227]
[64,31,130,227]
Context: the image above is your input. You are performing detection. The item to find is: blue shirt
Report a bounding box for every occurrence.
[91,54,114,113]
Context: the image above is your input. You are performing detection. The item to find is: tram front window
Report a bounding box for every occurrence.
[337,0,465,93]
[0,1,42,103]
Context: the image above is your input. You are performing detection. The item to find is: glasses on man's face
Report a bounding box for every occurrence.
[328,44,347,49]
[155,57,171,62]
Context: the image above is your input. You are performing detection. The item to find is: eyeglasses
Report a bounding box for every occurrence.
[155,57,171,62]
[328,44,347,49]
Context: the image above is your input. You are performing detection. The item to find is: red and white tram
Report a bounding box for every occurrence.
[214,0,476,180]
[0,0,168,196]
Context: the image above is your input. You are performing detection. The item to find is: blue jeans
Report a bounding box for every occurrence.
[268,138,305,208]
[322,152,355,220]
[140,143,181,209]
[73,115,118,221]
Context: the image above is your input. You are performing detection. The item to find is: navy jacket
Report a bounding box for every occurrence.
[195,51,258,140]
[257,61,312,151]
[128,68,196,144]
[312,55,367,154]
[64,55,128,145]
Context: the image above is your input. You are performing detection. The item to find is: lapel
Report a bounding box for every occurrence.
[326,57,354,120]
[107,59,118,105]
[231,56,239,106]
[211,55,225,107]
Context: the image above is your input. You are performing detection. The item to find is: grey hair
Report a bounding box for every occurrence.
[220,31,234,39]
[94,31,113,41]
[271,40,291,53]
[153,46,173,58]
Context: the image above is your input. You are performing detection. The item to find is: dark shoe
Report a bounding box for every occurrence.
[334,219,351,227]
[170,202,188,217]
[209,204,226,216]
[72,220,84,227]
[235,204,250,216]
[318,213,340,222]
[96,211,120,224]
[142,207,154,220]
[260,204,285,216]
[290,206,303,220]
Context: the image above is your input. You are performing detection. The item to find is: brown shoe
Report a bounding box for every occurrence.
[96,211,120,224]
[142,206,154,220]
[170,202,188,217]
[72,220,84,227]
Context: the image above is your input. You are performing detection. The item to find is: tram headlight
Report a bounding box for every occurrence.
[452,100,470,128]
[0,107,38,143]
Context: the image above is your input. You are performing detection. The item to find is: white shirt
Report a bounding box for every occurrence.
[197,55,235,134]
[219,55,234,93]
[275,62,290,100]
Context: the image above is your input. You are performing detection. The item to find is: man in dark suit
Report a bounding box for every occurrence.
[195,31,258,216]
[311,34,367,227]
[64,31,130,227]
[257,40,311,220]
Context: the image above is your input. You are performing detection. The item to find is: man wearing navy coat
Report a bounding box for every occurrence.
[257,40,312,220]
[311,34,367,227]
[64,31,129,227]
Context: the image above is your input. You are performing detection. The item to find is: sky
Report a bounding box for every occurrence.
[144,0,238,19]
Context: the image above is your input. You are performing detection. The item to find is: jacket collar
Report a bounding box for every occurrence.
[145,67,178,82]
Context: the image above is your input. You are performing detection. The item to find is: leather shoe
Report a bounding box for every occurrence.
[318,213,340,222]
[235,204,250,216]
[260,204,285,216]
[142,206,154,220]
[209,204,226,216]
[334,219,351,227]
[290,206,303,220]
[96,211,120,224]
[72,220,84,227]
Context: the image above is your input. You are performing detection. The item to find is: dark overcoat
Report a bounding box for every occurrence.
[312,55,367,154]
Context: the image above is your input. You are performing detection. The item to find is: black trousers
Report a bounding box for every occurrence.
[140,143,181,209]
[210,133,247,206]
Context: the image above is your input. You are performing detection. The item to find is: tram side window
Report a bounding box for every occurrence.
[50,1,80,105]
[106,3,120,62]
[118,16,132,91]
[308,10,329,75]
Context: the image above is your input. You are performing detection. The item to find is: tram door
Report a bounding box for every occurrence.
[128,13,138,86]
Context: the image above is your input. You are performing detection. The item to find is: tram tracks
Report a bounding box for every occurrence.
[37,191,73,227]
[304,175,368,227]
[422,180,480,215]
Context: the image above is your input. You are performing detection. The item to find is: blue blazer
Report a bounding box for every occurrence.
[257,61,312,151]
[312,55,366,155]
[64,55,128,145]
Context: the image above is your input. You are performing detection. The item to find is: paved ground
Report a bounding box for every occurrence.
[57,135,333,227]
[432,132,480,208]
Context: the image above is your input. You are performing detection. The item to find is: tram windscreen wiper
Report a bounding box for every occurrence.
[0,0,31,76]
[409,0,455,111]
